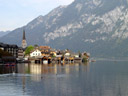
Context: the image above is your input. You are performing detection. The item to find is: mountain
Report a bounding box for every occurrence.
[0,0,128,57]
[0,31,10,37]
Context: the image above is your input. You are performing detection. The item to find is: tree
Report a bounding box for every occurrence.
[25,45,34,55]
[82,56,88,62]
[34,44,39,48]
[78,51,82,58]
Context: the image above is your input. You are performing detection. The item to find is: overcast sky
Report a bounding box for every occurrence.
[0,0,74,31]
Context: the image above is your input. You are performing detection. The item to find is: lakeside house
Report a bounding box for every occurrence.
[27,46,90,64]
[0,42,25,63]
[0,43,18,63]
[64,50,71,57]
[17,47,24,60]
[39,46,51,56]
[30,48,42,57]
[50,50,57,57]
[0,42,18,58]
[0,41,90,64]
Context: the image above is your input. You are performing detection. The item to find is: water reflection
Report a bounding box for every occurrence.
[2,61,128,96]
[0,65,17,74]
[16,63,89,75]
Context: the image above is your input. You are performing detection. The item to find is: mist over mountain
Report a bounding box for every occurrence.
[1,0,128,57]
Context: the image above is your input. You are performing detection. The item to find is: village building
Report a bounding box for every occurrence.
[30,49,42,57]
[74,54,79,58]
[39,46,51,56]
[27,45,90,64]
[64,49,72,57]
[0,43,4,50]
[50,49,57,57]
[56,50,64,55]
[82,52,90,60]
[65,52,70,56]
[17,47,24,60]
[0,42,18,58]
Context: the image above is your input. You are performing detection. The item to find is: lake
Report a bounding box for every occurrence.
[0,61,128,96]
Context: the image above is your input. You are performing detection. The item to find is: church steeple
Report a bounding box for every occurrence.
[23,30,26,40]
[22,29,27,49]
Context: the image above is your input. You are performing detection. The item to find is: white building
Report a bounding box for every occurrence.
[30,49,42,57]
[18,47,24,60]
[65,52,70,56]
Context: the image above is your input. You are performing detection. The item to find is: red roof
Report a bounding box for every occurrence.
[39,46,51,49]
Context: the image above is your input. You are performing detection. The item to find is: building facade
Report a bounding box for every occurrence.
[18,47,24,59]
[39,46,51,56]
[0,42,18,58]
[30,49,42,57]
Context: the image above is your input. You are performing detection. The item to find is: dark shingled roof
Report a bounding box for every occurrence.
[0,43,18,48]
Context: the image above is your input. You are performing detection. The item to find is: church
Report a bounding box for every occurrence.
[22,30,27,49]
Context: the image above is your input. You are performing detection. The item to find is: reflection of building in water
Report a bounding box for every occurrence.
[85,62,90,72]
[27,64,57,75]
[74,63,80,72]
[64,63,90,74]
[30,64,42,75]
[29,63,42,82]
[22,71,26,94]
[17,64,26,73]
[41,64,57,74]
[0,65,16,74]
[17,63,90,82]
[22,63,58,82]
[65,65,70,74]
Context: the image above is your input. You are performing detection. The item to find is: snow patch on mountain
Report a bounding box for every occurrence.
[43,4,127,43]
[43,22,83,43]
[92,0,102,6]
[27,16,44,29]
[76,3,83,12]
[91,6,124,35]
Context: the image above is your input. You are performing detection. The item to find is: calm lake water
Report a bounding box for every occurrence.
[0,61,128,96]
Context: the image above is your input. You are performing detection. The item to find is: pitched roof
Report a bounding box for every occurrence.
[30,49,41,53]
[39,46,51,49]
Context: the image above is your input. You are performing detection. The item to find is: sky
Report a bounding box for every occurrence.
[0,0,74,31]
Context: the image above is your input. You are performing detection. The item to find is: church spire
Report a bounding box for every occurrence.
[23,29,26,40]
[22,29,27,49]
